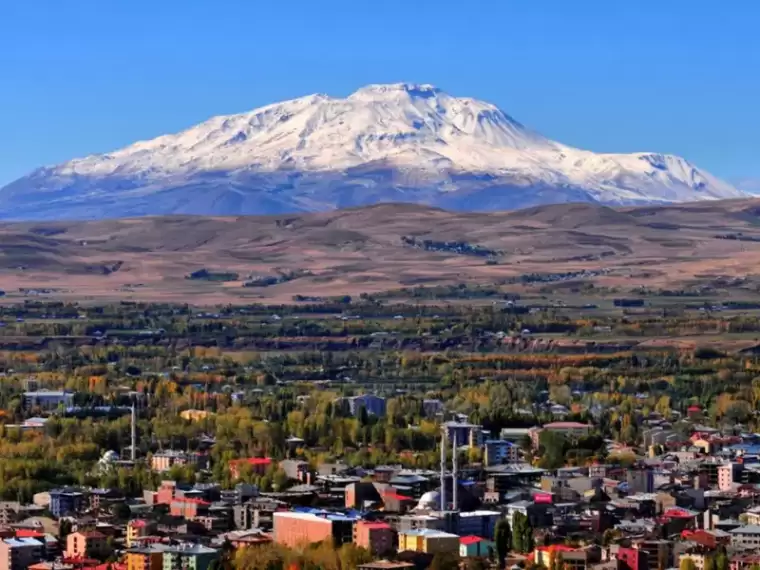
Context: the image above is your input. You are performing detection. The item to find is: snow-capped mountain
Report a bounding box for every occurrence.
[0,83,746,220]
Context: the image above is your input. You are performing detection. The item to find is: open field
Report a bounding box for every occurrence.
[3,199,760,303]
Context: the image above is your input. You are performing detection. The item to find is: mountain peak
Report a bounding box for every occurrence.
[349,82,442,99]
[0,83,747,221]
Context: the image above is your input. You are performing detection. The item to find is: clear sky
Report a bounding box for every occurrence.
[1,0,758,187]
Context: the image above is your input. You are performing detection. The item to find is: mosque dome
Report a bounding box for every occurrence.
[416,490,441,511]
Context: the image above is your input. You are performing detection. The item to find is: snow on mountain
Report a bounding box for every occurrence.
[0,83,746,220]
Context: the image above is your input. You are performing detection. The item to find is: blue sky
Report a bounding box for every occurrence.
[1,0,758,187]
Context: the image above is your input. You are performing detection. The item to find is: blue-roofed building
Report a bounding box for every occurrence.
[0,537,44,570]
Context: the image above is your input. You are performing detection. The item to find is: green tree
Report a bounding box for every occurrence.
[680,558,697,570]
[494,518,512,568]
[511,512,534,554]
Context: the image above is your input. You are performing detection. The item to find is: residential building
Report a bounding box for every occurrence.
[0,538,44,570]
[398,529,460,554]
[353,521,394,556]
[126,546,165,570]
[273,512,354,549]
[533,545,601,570]
[626,468,655,494]
[170,498,210,519]
[22,390,75,411]
[233,497,283,531]
[279,459,310,483]
[49,488,87,518]
[484,439,519,466]
[126,520,156,548]
[346,482,383,510]
[529,422,591,448]
[0,503,23,526]
[459,536,495,558]
[458,510,501,540]
[730,525,760,547]
[161,543,219,570]
[614,546,646,570]
[65,530,110,559]
[443,422,483,448]
[151,450,206,473]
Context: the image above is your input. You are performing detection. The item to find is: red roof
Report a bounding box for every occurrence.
[358,521,392,530]
[460,536,485,545]
[230,457,272,467]
[15,529,44,538]
[172,498,210,506]
[664,507,696,519]
[63,557,100,564]
[129,519,148,528]
[688,405,701,411]
[384,491,413,501]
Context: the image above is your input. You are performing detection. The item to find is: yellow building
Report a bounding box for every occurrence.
[398,529,460,554]
[126,519,155,548]
[126,547,164,570]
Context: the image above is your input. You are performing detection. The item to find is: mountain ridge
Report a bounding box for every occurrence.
[0,83,746,220]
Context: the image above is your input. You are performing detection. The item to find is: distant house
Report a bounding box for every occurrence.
[422,399,444,417]
[22,390,74,411]
[459,535,495,558]
[229,457,272,479]
[529,422,591,448]
[346,395,387,418]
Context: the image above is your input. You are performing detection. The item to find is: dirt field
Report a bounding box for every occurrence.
[3,199,760,303]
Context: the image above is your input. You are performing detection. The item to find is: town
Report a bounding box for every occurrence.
[0,296,759,570]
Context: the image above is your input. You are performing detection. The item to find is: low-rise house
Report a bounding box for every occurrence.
[398,528,459,554]
[459,535,495,558]
[353,521,394,556]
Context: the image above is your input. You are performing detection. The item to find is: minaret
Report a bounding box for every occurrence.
[131,402,137,461]
[452,431,458,511]
[440,428,447,512]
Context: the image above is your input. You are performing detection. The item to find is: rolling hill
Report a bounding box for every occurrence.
[2,199,760,303]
